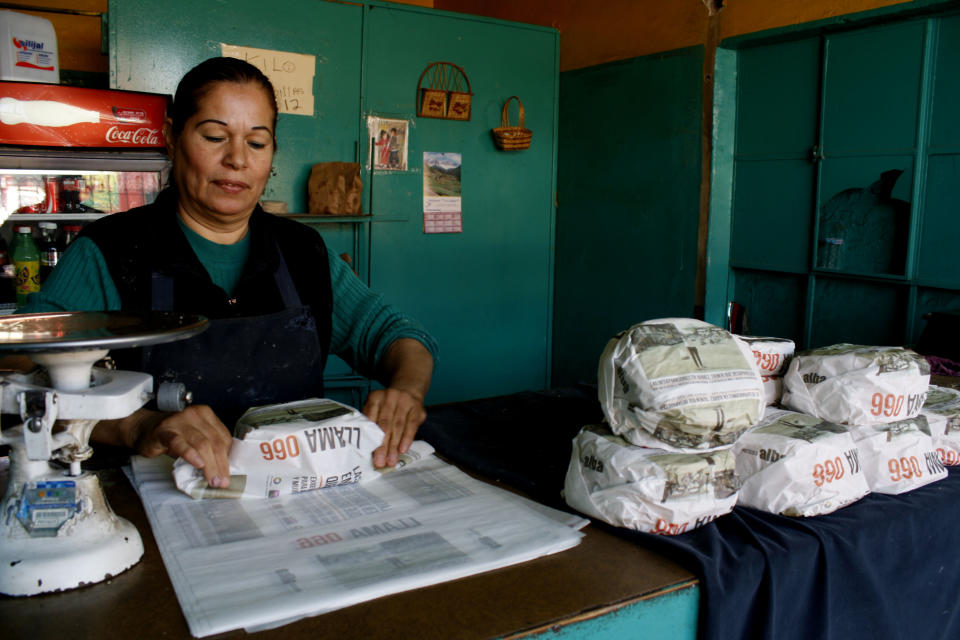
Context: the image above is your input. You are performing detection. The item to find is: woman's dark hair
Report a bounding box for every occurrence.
[169,57,279,142]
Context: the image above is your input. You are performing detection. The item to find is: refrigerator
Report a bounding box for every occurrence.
[0,80,170,312]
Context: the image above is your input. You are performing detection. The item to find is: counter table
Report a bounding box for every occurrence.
[0,465,698,639]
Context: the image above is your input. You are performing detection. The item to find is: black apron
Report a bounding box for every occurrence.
[139,249,326,430]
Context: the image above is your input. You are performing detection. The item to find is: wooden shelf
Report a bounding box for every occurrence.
[278,213,372,224]
[5,213,105,222]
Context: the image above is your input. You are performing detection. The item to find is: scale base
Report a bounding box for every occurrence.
[0,468,144,596]
[0,311,208,596]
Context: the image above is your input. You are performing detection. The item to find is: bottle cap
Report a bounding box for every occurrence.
[15,226,32,233]
[38,221,57,230]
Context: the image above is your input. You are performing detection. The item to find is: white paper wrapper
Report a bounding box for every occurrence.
[925,384,960,408]
[762,375,783,406]
[598,318,765,451]
[922,385,960,466]
[781,344,930,425]
[737,335,795,376]
[172,399,432,499]
[847,415,947,494]
[733,408,870,516]
[564,423,739,535]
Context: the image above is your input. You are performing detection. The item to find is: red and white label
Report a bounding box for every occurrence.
[0,81,168,148]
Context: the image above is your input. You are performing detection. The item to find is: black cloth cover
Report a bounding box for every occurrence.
[420,386,960,640]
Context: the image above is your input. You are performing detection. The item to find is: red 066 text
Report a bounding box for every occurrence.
[260,435,301,461]
[812,457,845,486]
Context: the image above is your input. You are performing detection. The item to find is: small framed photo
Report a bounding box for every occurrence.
[368,116,410,172]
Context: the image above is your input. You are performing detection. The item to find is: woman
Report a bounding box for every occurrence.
[22,57,437,488]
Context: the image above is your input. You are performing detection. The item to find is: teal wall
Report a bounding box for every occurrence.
[360,6,560,402]
[110,0,363,212]
[552,47,703,388]
[108,0,559,404]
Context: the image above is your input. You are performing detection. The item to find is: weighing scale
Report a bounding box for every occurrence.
[0,311,207,596]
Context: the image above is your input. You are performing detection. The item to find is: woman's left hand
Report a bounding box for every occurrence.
[363,338,434,468]
[363,386,427,468]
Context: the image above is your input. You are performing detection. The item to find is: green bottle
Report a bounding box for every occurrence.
[11,226,40,307]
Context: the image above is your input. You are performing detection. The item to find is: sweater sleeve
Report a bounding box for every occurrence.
[18,237,122,313]
[327,251,438,377]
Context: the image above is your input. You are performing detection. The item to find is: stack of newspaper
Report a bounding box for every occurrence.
[129,450,585,637]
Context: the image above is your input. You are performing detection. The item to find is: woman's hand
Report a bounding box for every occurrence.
[363,338,434,468]
[363,387,427,468]
[94,405,233,488]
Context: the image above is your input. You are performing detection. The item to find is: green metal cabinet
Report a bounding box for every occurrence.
[360,5,560,402]
[552,48,704,387]
[708,7,960,351]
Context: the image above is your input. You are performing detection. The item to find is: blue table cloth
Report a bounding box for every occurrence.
[421,386,960,640]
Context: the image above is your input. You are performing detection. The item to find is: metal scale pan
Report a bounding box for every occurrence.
[0,311,208,391]
[0,310,209,352]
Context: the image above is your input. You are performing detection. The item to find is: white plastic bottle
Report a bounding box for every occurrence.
[0,97,99,127]
[0,10,59,84]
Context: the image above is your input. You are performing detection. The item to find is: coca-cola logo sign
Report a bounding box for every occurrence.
[105,126,162,146]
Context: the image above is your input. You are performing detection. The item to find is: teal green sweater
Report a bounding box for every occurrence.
[21,222,438,377]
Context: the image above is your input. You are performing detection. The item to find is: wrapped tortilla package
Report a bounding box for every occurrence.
[733,408,870,516]
[922,385,960,466]
[762,375,783,406]
[598,318,765,452]
[781,344,930,425]
[737,336,795,376]
[564,423,740,535]
[925,384,960,407]
[847,416,946,494]
[173,398,433,499]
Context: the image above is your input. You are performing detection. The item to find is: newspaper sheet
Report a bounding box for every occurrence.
[129,453,585,637]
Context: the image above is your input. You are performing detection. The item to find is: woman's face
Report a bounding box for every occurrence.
[167,81,275,227]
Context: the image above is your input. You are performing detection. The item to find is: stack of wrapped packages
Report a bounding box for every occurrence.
[565,318,763,535]
[565,318,953,535]
[768,345,946,502]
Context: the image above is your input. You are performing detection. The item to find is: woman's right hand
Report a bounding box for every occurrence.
[94,405,233,488]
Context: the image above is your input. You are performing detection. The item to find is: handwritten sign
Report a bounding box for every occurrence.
[220,44,315,117]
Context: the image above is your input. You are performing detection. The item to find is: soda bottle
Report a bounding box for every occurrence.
[63,224,82,247]
[11,226,40,307]
[60,176,83,213]
[38,221,60,283]
[41,176,60,213]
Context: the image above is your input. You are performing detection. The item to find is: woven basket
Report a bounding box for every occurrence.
[492,96,532,150]
[417,62,472,120]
